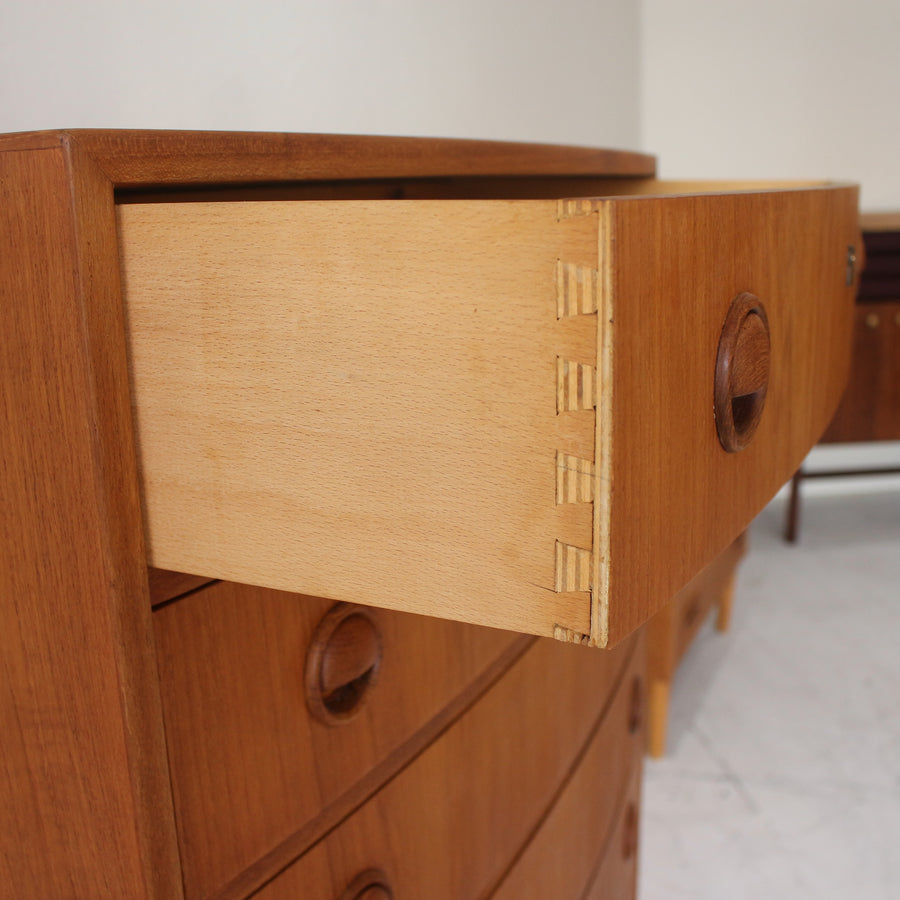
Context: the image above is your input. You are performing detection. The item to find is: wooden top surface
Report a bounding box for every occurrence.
[860,211,900,232]
[0,130,656,188]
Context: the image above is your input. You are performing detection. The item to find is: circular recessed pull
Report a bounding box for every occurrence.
[339,869,393,900]
[305,604,382,724]
[715,293,770,452]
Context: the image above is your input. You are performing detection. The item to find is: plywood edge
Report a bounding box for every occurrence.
[551,200,606,646]
[597,178,835,197]
[589,201,615,648]
[553,195,614,648]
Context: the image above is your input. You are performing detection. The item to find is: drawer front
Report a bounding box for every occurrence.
[153,582,527,900]
[647,532,745,685]
[491,638,645,899]
[121,183,858,646]
[581,769,642,900]
[821,300,900,443]
[672,532,744,667]
[250,632,642,900]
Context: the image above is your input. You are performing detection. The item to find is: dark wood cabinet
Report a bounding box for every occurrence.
[785,215,900,542]
[821,298,900,443]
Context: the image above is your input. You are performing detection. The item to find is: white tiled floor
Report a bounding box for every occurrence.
[640,484,900,900]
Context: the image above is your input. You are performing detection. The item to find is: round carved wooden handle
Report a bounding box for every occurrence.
[305,604,382,724]
[339,869,393,900]
[715,293,770,452]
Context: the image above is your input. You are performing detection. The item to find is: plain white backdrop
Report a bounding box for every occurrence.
[5,0,897,207]
[0,0,640,148]
[641,0,900,209]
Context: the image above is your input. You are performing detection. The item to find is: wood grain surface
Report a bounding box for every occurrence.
[602,183,858,644]
[580,768,642,900]
[0,141,182,897]
[249,632,638,900]
[121,182,858,647]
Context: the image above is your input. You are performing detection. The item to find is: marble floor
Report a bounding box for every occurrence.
[639,481,900,900]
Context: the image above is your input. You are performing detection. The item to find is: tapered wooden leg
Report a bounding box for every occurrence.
[784,469,803,543]
[715,575,736,632]
[647,680,670,758]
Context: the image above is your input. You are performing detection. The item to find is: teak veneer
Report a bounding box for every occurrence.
[1,130,858,899]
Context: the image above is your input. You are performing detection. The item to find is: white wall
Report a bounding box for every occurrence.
[640,0,900,209]
[641,1,900,482]
[0,0,641,149]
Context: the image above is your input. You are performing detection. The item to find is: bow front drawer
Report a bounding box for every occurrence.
[118,182,858,646]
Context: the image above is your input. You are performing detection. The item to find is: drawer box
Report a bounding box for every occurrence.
[121,181,858,647]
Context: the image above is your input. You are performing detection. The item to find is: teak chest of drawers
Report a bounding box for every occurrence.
[0,130,858,899]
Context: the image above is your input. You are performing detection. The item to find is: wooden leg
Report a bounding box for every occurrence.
[784,468,803,543]
[715,575,736,633]
[647,680,670,759]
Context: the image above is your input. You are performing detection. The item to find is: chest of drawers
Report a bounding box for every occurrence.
[0,130,858,898]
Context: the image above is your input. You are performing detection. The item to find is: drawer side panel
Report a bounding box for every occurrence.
[120,200,601,638]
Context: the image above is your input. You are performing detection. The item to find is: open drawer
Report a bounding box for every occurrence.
[118,168,858,647]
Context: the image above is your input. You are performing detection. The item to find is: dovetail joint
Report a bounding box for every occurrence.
[556,452,594,504]
[557,358,597,413]
[557,261,599,318]
[555,541,592,593]
[553,625,591,645]
[557,198,602,219]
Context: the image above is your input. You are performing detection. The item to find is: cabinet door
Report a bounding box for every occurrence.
[119,181,858,646]
[822,300,900,443]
